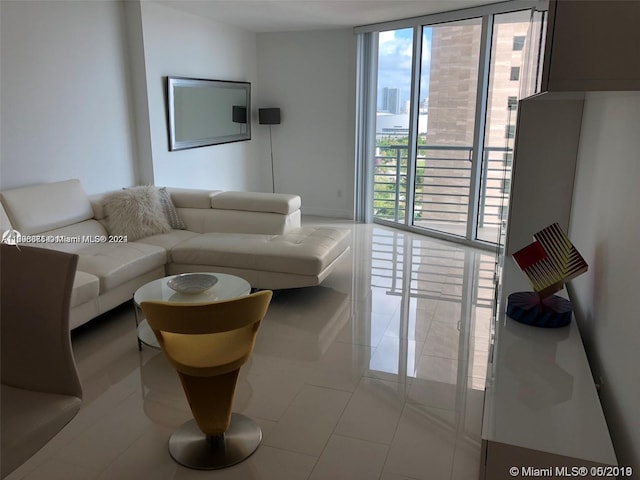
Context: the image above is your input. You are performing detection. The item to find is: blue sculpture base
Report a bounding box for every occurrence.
[506,292,572,328]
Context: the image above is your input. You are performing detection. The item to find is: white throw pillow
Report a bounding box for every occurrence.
[158,187,186,229]
[103,186,171,241]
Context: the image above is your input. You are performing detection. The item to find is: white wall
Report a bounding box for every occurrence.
[257,29,357,218]
[1,1,358,212]
[0,1,137,194]
[123,0,154,186]
[1,1,269,194]
[139,3,264,191]
[568,91,640,472]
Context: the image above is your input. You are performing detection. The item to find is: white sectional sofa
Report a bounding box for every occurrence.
[0,179,350,330]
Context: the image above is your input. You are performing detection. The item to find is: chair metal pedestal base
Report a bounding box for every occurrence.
[168,413,262,469]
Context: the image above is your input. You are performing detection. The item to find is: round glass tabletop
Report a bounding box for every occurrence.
[134,273,251,348]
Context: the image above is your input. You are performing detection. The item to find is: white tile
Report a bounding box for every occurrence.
[451,438,482,480]
[263,385,350,456]
[241,369,307,422]
[432,300,462,324]
[304,341,372,393]
[415,354,459,384]
[9,222,493,480]
[335,377,406,444]
[55,391,157,471]
[367,335,422,379]
[337,311,392,348]
[17,458,99,480]
[95,425,177,480]
[360,287,403,317]
[380,474,421,480]
[384,306,434,344]
[407,377,458,410]
[384,404,457,480]
[228,445,318,480]
[309,435,388,480]
[422,320,461,360]
[256,286,352,362]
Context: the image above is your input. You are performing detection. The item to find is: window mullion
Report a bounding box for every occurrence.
[467,14,493,241]
[355,32,378,223]
[403,26,422,226]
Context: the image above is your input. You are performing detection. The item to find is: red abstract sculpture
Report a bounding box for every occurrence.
[508,223,588,327]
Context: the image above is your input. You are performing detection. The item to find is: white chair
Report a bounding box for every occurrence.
[1,245,82,478]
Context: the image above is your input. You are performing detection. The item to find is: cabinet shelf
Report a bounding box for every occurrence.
[480,260,617,478]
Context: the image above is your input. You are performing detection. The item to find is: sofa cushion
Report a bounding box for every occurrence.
[136,230,199,262]
[70,271,100,308]
[76,243,167,291]
[210,191,301,215]
[103,186,171,241]
[170,227,351,276]
[0,179,93,235]
[31,220,108,253]
[158,187,186,229]
[176,208,300,235]
[167,188,221,209]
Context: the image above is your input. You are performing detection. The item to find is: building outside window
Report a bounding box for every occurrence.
[505,124,516,138]
[504,152,513,165]
[513,35,526,50]
[359,5,547,245]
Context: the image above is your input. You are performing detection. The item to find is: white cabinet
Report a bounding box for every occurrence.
[480,261,618,479]
[480,2,638,476]
[542,0,640,92]
[480,93,618,480]
[504,92,584,256]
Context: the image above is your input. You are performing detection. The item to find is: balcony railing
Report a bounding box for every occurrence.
[373,144,512,237]
[370,228,496,307]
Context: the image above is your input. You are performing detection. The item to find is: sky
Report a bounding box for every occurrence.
[377,27,432,110]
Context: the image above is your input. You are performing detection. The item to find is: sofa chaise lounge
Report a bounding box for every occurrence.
[0,179,350,330]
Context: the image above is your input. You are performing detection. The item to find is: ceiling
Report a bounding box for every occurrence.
[156,0,504,33]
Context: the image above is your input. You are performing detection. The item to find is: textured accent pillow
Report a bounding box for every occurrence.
[158,187,186,230]
[103,186,171,241]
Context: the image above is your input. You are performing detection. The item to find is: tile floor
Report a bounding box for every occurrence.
[6,220,497,480]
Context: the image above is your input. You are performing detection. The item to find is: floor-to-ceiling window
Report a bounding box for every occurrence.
[414,18,483,239]
[357,1,547,249]
[372,28,414,224]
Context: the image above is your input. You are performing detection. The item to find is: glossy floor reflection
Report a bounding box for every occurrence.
[6,220,496,480]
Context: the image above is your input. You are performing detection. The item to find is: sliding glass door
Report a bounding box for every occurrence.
[414,18,482,238]
[362,3,546,247]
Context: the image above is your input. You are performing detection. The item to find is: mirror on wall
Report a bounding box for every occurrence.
[166,77,251,151]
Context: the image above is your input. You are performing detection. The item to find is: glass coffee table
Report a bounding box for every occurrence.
[134,273,251,349]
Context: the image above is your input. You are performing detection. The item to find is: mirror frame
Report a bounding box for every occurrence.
[166,76,251,151]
